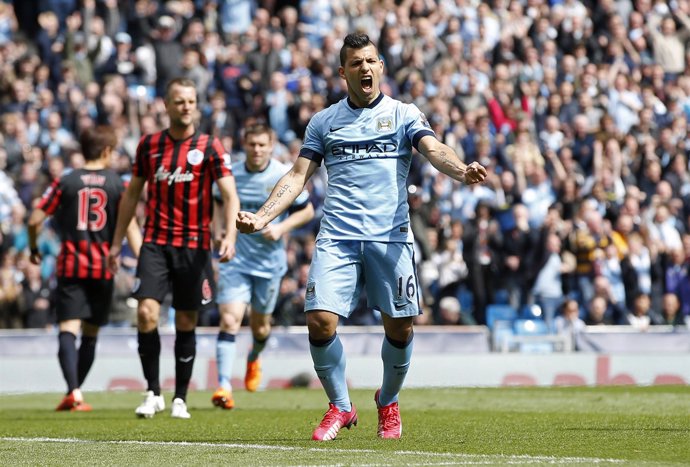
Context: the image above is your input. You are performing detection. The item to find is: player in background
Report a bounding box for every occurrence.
[28,126,142,411]
[108,78,240,419]
[211,123,314,409]
[237,33,487,440]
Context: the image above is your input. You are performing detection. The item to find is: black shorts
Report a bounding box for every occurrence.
[134,243,215,311]
[56,278,114,326]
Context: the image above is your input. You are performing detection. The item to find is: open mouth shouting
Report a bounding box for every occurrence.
[361,75,373,93]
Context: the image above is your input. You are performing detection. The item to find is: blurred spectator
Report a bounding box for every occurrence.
[657,292,686,326]
[554,298,586,341]
[627,292,654,330]
[4,0,690,332]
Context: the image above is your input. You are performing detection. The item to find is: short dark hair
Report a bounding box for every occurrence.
[243,123,273,141]
[165,77,196,101]
[80,126,117,161]
[339,33,376,66]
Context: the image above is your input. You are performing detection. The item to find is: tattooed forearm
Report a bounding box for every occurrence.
[261,184,293,218]
[438,150,465,181]
[275,183,292,198]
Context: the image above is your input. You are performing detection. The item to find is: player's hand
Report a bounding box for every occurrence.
[29,250,42,265]
[236,211,266,234]
[107,244,122,274]
[217,237,236,263]
[463,161,488,185]
[261,223,284,242]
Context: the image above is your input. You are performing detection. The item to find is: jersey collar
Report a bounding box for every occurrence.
[347,92,384,110]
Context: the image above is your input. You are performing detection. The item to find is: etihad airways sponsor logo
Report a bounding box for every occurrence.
[154,166,195,185]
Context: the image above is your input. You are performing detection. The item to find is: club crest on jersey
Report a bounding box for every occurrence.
[306,281,316,299]
[376,117,393,132]
[187,149,204,166]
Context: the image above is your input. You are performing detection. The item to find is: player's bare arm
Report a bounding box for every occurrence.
[261,201,315,242]
[108,175,145,273]
[216,175,240,263]
[418,135,488,185]
[237,157,318,234]
[27,208,48,265]
[126,217,143,258]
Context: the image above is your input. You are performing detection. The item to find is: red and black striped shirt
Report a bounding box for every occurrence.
[38,168,125,280]
[132,130,233,250]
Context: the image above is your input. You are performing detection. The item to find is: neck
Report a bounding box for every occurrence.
[84,160,106,170]
[168,124,195,140]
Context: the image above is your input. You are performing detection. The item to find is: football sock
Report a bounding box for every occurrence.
[379,332,414,406]
[216,331,236,390]
[248,334,269,362]
[138,329,161,395]
[58,331,78,393]
[174,329,196,402]
[310,333,350,412]
[77,334,97,387]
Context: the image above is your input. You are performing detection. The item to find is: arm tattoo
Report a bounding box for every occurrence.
[438,150,464,179]
[261,184,292,217]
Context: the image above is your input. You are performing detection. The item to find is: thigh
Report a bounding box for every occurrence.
[83,279,114,326]
[363,241,421,318]
[304,239,363,318]
[217,264,252,305]
[134,243,170,303]
[250,274,282,315]
[55,279,89,323]
[170,247,215,312]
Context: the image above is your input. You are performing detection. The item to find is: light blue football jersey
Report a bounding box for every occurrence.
[218,159,310,278]
[299,93,434,242]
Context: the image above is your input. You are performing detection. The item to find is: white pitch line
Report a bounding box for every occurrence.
[0,437,627,465]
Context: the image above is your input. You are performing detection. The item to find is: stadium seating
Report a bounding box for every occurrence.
[486,304,518,330]
[512,319,553,353]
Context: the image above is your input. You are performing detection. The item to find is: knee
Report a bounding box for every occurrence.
[306,312,337,340]
[137,301,159,331]
[219,312,240,333]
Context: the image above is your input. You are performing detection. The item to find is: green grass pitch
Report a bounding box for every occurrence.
[1,386,688,466]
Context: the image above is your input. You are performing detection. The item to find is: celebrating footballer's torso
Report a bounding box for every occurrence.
[304,93,433,243]
[133,130,232,249]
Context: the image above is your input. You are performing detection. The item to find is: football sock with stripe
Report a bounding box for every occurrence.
[174,329,196,401]
[77,334,97,387]
[58,331,78,393]
[378,332,414,406]
[138,329,161,395]
[248,334,269,362]
[216,331,236,390]
[310,333,351,412]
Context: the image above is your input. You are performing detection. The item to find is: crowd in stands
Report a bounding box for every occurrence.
[2,0,690,334]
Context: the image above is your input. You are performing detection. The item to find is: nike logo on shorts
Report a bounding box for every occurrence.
[394,303,407,311]
[329,126,344,133]
[201,298,213,305]
[178,356,194,363]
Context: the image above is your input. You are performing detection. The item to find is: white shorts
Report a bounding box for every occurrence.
[305,238,421,318]
[217,264,281,314]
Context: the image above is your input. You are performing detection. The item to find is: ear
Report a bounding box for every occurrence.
[338,66,345,80]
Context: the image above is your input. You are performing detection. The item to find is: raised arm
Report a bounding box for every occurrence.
[108,175,145,273]
[417,134,487,185]
[215,175,240,262]
[237,157,319,234]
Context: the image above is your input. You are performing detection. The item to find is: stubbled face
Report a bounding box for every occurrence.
[244,132,272,172]
[339,44,384,107]
[165,84,197,129]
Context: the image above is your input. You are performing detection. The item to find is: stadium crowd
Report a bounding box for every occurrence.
[1,0,690,334]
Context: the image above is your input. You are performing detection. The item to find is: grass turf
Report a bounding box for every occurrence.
[0,386,688,466]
